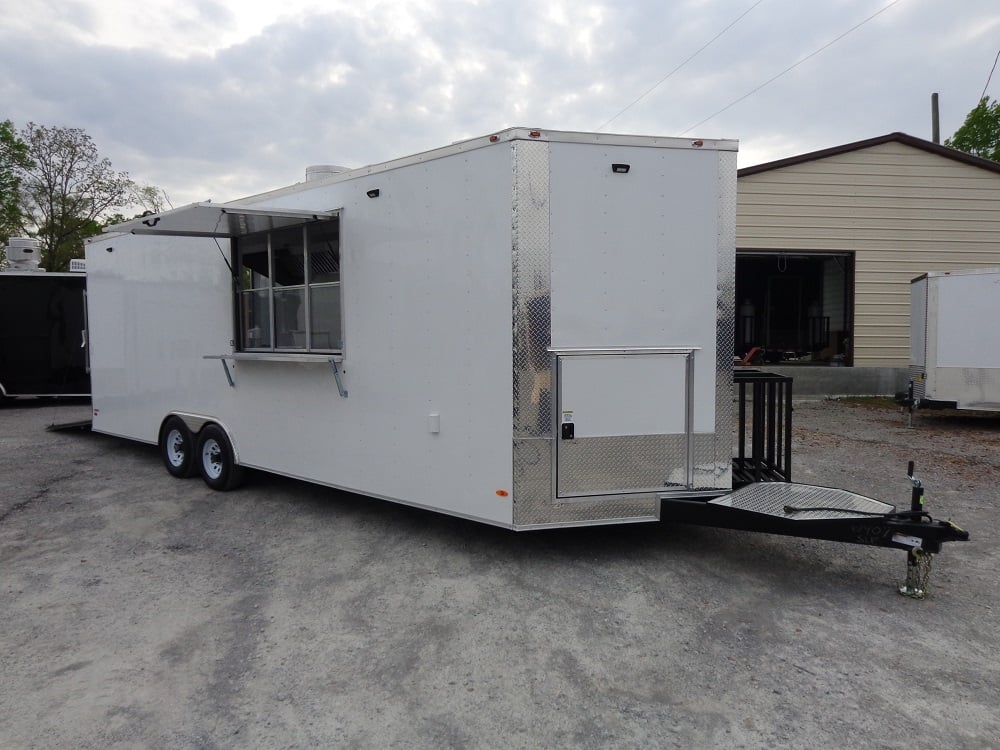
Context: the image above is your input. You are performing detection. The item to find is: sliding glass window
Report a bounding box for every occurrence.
[235,217,341,353]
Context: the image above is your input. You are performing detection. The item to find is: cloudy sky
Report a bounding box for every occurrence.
[3,0,998,208]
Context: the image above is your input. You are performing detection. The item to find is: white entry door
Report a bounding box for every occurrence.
[555,349,695,499]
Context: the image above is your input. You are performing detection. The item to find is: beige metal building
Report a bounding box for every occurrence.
[736,132,1000,390]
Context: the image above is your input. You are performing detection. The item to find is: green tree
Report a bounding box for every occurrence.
[18,123,135,271]
[945,96,1000,162]
[0,119,32,254]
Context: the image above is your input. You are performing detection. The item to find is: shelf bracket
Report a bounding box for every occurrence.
[219,358,235,387]
[329,358,348,398]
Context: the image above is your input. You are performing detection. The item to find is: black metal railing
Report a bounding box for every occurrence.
[733,370,793,486]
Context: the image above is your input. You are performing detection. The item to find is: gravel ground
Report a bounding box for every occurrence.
[0,398,997,749]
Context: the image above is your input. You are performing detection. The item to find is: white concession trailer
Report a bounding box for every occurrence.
[908,268,1000,412]
[82,127,969,585]
[87,128,737,528]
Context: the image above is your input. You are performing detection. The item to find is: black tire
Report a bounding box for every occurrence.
[159,416,197,478]
[196,424,244,491]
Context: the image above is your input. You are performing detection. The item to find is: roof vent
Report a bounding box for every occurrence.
[306,164,350,182]
[3,237,44,272]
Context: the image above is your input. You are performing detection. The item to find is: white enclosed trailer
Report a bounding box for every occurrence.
[86,128,738,528]
[909,268,1000,411]
[83,127,971,589]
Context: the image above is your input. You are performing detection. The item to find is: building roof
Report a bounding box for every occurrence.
[738,132,1000,178]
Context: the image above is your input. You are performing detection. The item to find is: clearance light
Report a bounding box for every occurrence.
[496,490,510,497]
[691,140,704,148]
[529,130,541,138]
[489,134,500,142]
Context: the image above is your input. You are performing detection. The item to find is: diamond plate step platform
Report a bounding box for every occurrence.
[709,483,895,521]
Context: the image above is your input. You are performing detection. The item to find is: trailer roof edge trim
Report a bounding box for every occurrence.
[104,202,338,238]
[239,128,739,204]
[910,267,1000,283]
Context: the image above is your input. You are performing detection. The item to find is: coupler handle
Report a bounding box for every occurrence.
[907,461,924,514]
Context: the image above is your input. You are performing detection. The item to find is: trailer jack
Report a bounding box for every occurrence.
[659,462,969,597]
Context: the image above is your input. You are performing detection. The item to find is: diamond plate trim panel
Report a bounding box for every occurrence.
[711,482,895,520]
[512,139,551,442]
[710,150,737,490]
[908,365,926,401]
[557,433,689,496]
[957,368,1000,409]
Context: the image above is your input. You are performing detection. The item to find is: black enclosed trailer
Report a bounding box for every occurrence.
[0,271,89,399]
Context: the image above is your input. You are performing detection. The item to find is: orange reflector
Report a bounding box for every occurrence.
[691,140,704,147]
[529,130,541,138]
[496,490,510,497]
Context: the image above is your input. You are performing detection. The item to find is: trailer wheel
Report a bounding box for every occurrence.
[196,424,244,491]
[159,416,197,478]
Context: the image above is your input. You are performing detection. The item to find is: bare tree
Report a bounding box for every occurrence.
[134,183,172,214]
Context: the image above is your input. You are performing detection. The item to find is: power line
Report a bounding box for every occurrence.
[681,0,903,135]
[980,48,1000,102]
[596,0,767,132]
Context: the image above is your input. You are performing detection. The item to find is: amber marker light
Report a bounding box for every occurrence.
[496,490,510,497]
[529,130,541,138]
[489,134,500,142]
[691,140,704,147]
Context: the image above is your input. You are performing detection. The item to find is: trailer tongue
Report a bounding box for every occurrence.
[660,466,969,598]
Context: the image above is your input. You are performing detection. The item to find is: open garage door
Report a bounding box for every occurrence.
[736,252,854,365]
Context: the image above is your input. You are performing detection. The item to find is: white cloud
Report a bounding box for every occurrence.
[2,0,998,205]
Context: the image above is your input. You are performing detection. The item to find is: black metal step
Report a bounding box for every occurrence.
[45,419,93,432]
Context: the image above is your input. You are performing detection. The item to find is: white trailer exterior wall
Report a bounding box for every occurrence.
[909,268,1000,410]
[86,129,737,528]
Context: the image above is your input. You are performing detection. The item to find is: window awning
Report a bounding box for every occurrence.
[104,202,338,238]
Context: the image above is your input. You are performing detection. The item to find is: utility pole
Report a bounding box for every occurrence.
[931,92,940,144]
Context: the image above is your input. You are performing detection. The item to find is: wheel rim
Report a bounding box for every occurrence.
[166,428,186,467]
[202,438,224,480]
